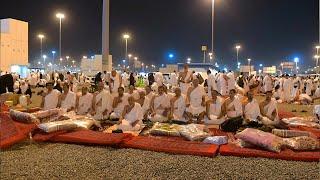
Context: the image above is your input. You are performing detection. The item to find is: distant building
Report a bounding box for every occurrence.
[0,18,28,75]
[80,55,112,76]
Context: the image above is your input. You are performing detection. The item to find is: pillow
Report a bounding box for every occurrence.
[150,122,181,137]
[235,128,284,153]
[179,124,209,141]
[283,136,320,151]
[9,109,39,124]
[272,129,311,138]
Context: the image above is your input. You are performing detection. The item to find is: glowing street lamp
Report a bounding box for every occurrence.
[316,46,320,55]
[83,56,87,59]
[42,55,47,64]
[314,55,320,67]
[187,57,192,64]
[294,57,299,73]
[247,58,252,75]
[38,34,45,59]
[56,13,65,59]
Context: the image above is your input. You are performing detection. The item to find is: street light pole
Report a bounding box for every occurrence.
[211,0,215,61]
[38,34,44,60]
[248,58,251,75]
[56,13,65,60]
[123,34,130,64]
[236,45,241,69]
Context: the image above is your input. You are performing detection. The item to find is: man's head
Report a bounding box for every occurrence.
[97,82,104,92]
[82,86,88,95]
[46,82,54,91]
[265,91,273,101]
[118,87,124,96]
[246,91,254,101]
[183,64,189,72]
[174,87,181,97]
[111,70,116,77]
[158,86,164,95]
[192,78,199,87]
[229,89,236,99]
[129,85,134,93]
[128,96,135,106]
[211,90,219,100]
[139,91,146,98]
[207,70,211,75]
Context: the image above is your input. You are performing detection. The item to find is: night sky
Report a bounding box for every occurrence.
[0,0,319,69]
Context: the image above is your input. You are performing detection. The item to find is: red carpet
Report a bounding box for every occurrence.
[219,144,320,162]
[13,121,37,136]
[289,126,320,139]
[121,136,219,157]
[0,113,26,149]
[278,111,295,119]
[50,130,133,146]
[32,131,68,142]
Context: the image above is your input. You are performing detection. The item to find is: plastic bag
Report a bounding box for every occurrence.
[282,117,320,129]
[272,129,311,138]
[203,136,228,145]
[32,108,64,120]
[150,122,181,137]
[179,124,209,141]
[38,118,96,133]
[235,128,284,153]
[9,109,39,123]
[283,136,320,151]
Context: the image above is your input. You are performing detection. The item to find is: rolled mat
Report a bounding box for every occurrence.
[49,130,133,146]
[289,126,320,139]
[121,136,219,157]
[0,113,26,149]
[219,144,320,162]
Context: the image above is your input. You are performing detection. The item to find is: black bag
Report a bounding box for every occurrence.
[197,74,204,85]
[220,117,243,132]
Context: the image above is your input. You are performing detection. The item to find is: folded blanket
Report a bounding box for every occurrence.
[272,129,311,138]
[283,136,320,151]
[9,109,39,124]
[150,122,181,137]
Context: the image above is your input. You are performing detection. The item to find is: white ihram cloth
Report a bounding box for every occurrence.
[110,73,121,94]
[150,94,170,122]
[244,99,261,122]
[61,91,76,111]
[77,93,93,115]
[226,97,243,118]
[172,95,187,122]
[93,90,112,120]
[306,79,313,96]
[169,73,178,87]
[227,72,236,93]
[315,87,320,98]
[179,71,192,95]
[263,75,273,92]
[186,86,206,115]
[261,99,279,126]
[110,93,129,119]
[218,74,228,96]
[128,90,140,100]
[43,89,61,110]
[207,74,217,97]
[273,89,284,103]
[205,97,226,125]
[117,103,143,131]
[154,72,164,86]
[283,78,292,102]
[141,96,151,115]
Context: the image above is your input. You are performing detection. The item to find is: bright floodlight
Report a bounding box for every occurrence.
[43,55,47,59]
[38,34,45,39]
[247,58,251,62]
[316,46,320,49]
[208,53,213,56]
[128,54,132,58]
[134,57,138,60]
[259,64,263,67]
[83,56,87,59]
[123,34,130,39]
[236,45,241,49]
[52,51,56,54]
[169,54,174,58]
[66,56,70,59]
[294,57,299,63]
[314,55,320,59]
[56,13,65,19]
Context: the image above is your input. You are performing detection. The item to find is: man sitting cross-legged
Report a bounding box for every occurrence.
[110,87,129,121]
[150,86,170,122]
[168,87,187,123]
[205,90,226,125]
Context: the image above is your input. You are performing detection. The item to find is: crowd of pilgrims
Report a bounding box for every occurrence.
[1,64,319,132]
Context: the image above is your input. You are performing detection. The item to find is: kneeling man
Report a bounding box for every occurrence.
[117,96,143,131]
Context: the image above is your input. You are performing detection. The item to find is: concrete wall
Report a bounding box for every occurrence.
[0,18,28,72]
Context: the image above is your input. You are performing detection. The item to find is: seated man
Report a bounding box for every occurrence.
[205,90,226,125]
[150,86,170,122]
[243,91,263,127]
[128,85,140,100]
[224,89,243,119]
[76,86,93,115]
[169,87,187,123]
[136,90,151,119]
[59,83,76,112]
[145,85,155,100]
[185,78,206,123]
[91,82,112,120]
[117,96,144,131]
[110,87,129,120]
[259,91,280,127]
[41,82,61,110]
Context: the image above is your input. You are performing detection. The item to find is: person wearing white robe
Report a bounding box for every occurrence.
[305,78,313,96]
[227,71,236,94]
[122,71,130,88]
[169,71,178,87]
[205,90,226,125]
[110,87,129,120]
[150,86,170,122]
[128,85,140,100]
[259,91,280,126]
[145,86,155,100]
[109,70,122,95]
[92,82,112,120]
[314,84,320,98]
[244,91,263,124]
[263,74,273,92]
[154,72,164,86]
[224,89,243,119]
[218,72,228,96]
[273,85,284,103]
[76,86,93,115]
[137,90,151,119]
[60,84,76,112]
[185,78,206,123]
[178,64,193,95]
[207,70,217,97]
[117,96,143,131]
[282,75,292,103]
[169,88,187,122]
[42,82,61,110]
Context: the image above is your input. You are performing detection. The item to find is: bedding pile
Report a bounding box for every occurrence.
[150,122,181,137]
